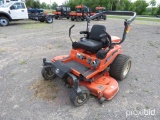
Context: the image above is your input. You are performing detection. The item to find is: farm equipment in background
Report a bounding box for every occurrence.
[52,6,71,19]
[70,5,89,21]
[90,7,106,20]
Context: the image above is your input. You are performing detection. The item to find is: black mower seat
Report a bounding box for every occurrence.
[78,24,107,53]
[78,39,103,52]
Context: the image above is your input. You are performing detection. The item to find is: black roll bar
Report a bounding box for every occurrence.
[86,11,136,44]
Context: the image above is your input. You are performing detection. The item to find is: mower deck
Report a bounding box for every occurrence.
[80,74,119,100]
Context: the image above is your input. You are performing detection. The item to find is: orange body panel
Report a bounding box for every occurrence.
[80,74,119,100]
[52,11,61,15]
[44,12,48,15]
[52,55,69,62]
[69,12,86,17]
[76,5,83,8]
[96,7,104,10]
[70,12,76,16]
[51,36,121,100]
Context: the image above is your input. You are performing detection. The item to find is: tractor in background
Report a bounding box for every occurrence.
[70,5,89,22]
[90,7,106,20]
[52,6,71,19]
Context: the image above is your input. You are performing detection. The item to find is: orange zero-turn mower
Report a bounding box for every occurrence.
[41,11,136,107]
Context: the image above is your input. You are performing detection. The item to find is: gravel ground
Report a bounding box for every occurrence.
[0,18,160,120]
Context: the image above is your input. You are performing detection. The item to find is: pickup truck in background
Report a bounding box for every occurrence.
[0,1,54,26]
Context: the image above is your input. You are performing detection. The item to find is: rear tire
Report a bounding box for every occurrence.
[103,15,106,20]
[55,15,58,19]
[45,16,53,23]
[39,18,45,22]
[0,17,9,26]
[71,17,74,21]
[70,86,90,107]
[76,17,80,22]
[109,54,131,80]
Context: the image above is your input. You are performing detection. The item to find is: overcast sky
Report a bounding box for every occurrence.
[40,0,160,6]
[40,0,66,5]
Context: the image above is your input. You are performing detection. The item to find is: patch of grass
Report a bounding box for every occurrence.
[47,44,52,49]
[135,77,138,81]
[145,106,150,109]
[11,73,16,77]
[57,45,63,48]
[19,60,27,65]
[148,41,158,48]
[122,95,125,97]
[143,90,149,93]
[136,107,140,110]
[0,48,6,52]
[22,22,47,29]
[30,80,58,101]
[44,9,54,14]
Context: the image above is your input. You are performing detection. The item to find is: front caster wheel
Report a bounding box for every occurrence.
[99,97,106,104]
[41,66,56,80]
[70,86,90,107]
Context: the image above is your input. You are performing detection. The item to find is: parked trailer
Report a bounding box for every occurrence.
[0,1,54,26]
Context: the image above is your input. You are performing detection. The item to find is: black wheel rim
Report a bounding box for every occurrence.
[76,93,87,104]
[123,61,131,77]
[0,18,8,26]
[47,17,52,23]
[46,69,54,77]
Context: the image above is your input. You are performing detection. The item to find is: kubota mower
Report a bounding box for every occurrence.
[41,11,136,106]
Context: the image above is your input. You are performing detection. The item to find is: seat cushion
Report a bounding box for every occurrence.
[78,39,103,52]
[89,25,106,41]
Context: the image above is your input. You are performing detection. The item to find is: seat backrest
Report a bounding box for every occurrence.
[89,25,106,41]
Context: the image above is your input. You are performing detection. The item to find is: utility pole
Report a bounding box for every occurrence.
[50,0,51,9]
[111,0,113,10]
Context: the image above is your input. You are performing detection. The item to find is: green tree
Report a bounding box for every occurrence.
[156,5,160,15]
[51,2,58,10]
[25,0,34,8]
[133,0,148,15]
[150,0,156,15]
[41,2,47,9]
[117,0,132,11]
[33,1,40,8]
[46,4,50,9]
